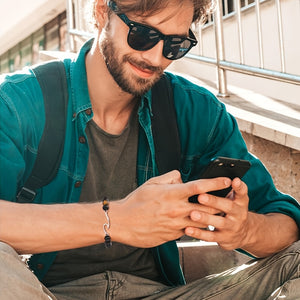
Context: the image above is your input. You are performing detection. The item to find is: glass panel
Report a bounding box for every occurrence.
[0,52,9,74]
[0,10,67,70]
[9,45,21,72]
[59,12,68,51]
[45,18,59,51]
[20,37,32,67]
[32,28,45,65]
[222,0,235,15]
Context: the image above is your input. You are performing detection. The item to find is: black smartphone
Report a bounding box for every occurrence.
[188,157,251,203]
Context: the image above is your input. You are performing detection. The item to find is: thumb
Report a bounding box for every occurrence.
[232,177,248,198]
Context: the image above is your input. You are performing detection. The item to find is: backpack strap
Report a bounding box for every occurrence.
[17,61,68,203]
[151,74,181,174]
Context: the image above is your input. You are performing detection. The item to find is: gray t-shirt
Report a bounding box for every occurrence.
[42,106,161,287]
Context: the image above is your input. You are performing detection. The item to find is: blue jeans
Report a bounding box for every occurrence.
[1,241,300,299]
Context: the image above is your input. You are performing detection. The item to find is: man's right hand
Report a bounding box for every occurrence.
[110,170,231,248]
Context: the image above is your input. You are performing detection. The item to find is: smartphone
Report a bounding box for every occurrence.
[188,157,251,203]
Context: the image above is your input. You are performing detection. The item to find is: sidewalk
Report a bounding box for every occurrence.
[177,240,250,283]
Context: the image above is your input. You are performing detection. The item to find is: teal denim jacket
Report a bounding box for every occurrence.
[1,39,299,286]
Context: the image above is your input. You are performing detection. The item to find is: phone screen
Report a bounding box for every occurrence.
[189,157,251,203]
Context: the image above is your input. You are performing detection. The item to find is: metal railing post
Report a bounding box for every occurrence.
[275,0,286,72]
[66,0,75,52]
[235,0,245,64]
[214,0,229,97]
[255,0,264,68]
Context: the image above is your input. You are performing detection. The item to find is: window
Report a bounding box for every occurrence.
[20,37,32,67]
[223,0,256,16]
[8,45,21,72]
[45,18,60,51]
[0,52,9,74]
[0,11,67,73]
[32,29,45,65]
[59,12,68,51]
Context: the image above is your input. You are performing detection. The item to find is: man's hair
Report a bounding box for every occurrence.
[92,0,214,28]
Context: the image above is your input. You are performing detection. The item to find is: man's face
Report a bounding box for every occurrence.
[98,1,194,96]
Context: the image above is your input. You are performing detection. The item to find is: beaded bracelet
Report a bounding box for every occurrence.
[102,197,112,248]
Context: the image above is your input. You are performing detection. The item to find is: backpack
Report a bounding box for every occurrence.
[17,61,181,203]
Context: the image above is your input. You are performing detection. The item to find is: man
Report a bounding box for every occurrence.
[0,0,299,299]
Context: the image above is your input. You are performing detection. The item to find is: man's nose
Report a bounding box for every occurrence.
[140,40,165,67]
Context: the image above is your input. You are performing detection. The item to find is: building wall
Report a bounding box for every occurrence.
[171,0,300,106]
[0,11,67,74]
[0,0,65,55]
[242,132,300,201]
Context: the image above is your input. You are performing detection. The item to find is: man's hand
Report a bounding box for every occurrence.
[185,177,299,257]
[110,170,232,248]
[185,178,250,249]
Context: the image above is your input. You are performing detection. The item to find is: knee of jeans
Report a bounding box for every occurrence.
[0,241,19,259]
[287,240,300,254]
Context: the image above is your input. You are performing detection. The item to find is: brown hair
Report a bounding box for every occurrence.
[92,0,214,29]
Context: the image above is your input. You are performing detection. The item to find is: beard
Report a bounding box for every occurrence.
[100,35,164,97]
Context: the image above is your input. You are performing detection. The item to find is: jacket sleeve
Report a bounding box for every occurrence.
[170,73,300,230]
[0,72,44,201]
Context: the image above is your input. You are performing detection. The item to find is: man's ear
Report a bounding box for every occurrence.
[94,0,109,28]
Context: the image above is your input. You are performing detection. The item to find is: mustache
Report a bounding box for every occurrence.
[123,55,164,74]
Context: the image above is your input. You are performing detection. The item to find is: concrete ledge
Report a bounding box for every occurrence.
[226,103,300,151]
[177,241,249,283]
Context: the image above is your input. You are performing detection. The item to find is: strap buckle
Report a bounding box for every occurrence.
[17,187,37,203]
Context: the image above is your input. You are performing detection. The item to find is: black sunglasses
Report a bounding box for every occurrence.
[108,1,198,60]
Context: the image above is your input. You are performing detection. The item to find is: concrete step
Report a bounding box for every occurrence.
[177,241,250,283]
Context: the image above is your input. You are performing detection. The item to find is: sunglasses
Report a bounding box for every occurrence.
[108,1,198,60]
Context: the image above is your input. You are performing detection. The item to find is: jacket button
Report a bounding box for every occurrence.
[74,181,82,188]
[79,136,86,143]
[85,108,92,115]
[37,264,44,270]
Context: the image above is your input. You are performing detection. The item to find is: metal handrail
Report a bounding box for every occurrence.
[213,0,228,97]
[187,0,300,96]
[186,53,300,85]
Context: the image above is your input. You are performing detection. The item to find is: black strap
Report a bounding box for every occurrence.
[151,74,181,174]
[17,61,68,203]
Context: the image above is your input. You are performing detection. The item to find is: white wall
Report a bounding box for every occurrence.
[0,0,65,54]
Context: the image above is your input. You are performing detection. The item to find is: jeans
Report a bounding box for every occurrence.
[1,241,299,300]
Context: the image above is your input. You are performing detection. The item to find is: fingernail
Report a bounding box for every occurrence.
[186,228,194,235]
[199,194,209,204]
[224,178,231,186]
[234,177,241,186]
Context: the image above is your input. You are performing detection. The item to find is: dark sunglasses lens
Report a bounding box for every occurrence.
[128,25,160,51]
[163,38,192,60]
[126,21,196,60]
